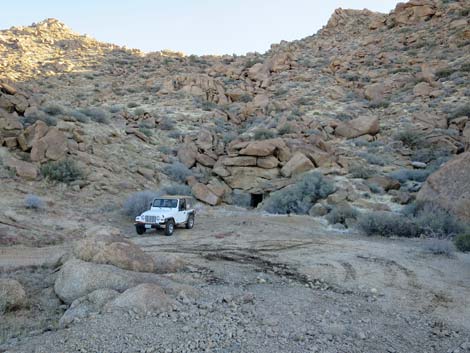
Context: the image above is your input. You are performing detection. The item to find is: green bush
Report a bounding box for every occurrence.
[80,107,110,124]
[123,190,159,218]
[253,128,276,140]
[349,165,375,179]
[42,102,65,116]
[326,205,359,226]
[263,172,335,214]
[454,234,470,252]
[358,202,467,238]
[278,124,295,135]
[40,159,83,183]
[394,129,426,149]
[163,162,193,183]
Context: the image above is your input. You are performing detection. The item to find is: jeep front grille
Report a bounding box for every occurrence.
[145,216,157,223]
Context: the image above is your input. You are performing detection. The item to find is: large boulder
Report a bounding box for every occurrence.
[4,157,38,180]
[280,152,314,178]
[335,116,379,139]
[105,283,177,314]
[239,141,276,157]
[417,152,470,222]
[59,288,119,328]
[73,229,155,273]
[54,259,160,304]
[191,182,221,206]
[0,279,26,313]
[222,156,257,167]
[177,143,198,168]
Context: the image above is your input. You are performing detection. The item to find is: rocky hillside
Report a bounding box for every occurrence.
[1,0,470,245]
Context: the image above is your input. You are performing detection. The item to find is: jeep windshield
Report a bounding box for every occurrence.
[152,199,178,208]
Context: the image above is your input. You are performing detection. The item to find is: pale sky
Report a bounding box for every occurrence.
[0,1,401,55]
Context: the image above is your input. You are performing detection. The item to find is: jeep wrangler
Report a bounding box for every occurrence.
[134,195,195,236]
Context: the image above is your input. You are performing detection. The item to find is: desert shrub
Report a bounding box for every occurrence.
[163,162,193,183]
[435,67,455,79]
[68,109,90,123]
[326,205,359,226]
[253,128,276,140]
[122,190,159,218]
[138,126,153,137]
[394,129,426,149]
[162,184,191,196]
[368,100,390,109]
[222,132,237,144]
[167,131,182,139]
[454,234,470,252]
[263,172,335,214]
[357,152,388,166]
[231,190,251,208]
[158,146,173,155]
[388,168,432,183]
[24,194,44,210]
[22,109,57,126]
[349,165,375,179]
[368,183,384,194]
[357,211,420,237]
[40,159,83,183]
[278,123,295,135]
[109,104,124,113]
[424,238,454,256]
[159,117,175,130]
[239,94,252,103]
[80,107,110,124]
[449,104,470,120]
[127,102,139,108]
[358,202,467,238]
[42,102,65,116]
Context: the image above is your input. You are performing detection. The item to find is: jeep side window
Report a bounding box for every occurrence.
[179,199,186,211]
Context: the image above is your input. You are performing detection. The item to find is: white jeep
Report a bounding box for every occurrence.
[134,195,195,236]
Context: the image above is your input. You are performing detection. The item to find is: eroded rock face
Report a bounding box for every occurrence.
[417,152,470,222]
[4,157,38,180]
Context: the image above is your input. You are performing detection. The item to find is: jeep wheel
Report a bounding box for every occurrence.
[164,219,175,236]
[135,224,146,235]
[186,214,194,229]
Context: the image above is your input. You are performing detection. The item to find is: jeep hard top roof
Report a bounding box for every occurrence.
[156,195,193,200]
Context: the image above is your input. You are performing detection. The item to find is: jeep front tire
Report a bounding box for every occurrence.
[136,224,146,235]
[164,219,175,236]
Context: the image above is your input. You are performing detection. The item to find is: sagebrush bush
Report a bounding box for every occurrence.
[394,129,426,149]
[326,205,359,226]
[163,162,193,183]
[80,107,110,124]
[357,152,388,166]
[40,159,83,183]
[42,102,65,116]
[358,202,467,238]
[231,190,251,208]
[253,128,276,140]
[278,124,295,135]
[349,165,375,179]
[22,109,57,127]
[24,194,44,210]
[357,211,420,237]
[159,117,175,130]
[454,234,470,252]
[68,109,90,123]
[123,190,159,218]
[388,168,432,183]
[263,172,335,214]
[163,184,191,195]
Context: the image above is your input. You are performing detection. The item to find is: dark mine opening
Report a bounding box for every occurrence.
[250,193,263,208]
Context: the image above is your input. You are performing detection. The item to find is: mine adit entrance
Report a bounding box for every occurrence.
[250,193,263,208]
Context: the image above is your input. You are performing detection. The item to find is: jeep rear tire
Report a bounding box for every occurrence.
[164,219,175,236]
[186,214,194,229]
[136,224,146,235]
